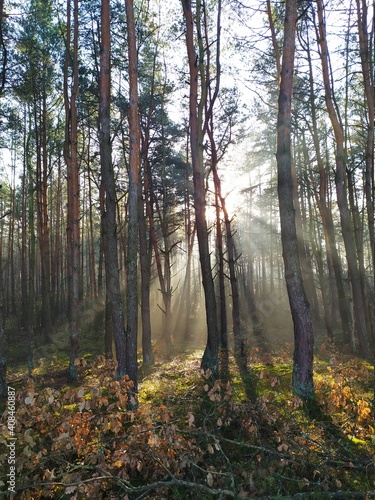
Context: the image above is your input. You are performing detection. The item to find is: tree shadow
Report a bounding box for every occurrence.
[300,394,374,471]
[234,351,258,401]
[232,329,259,401]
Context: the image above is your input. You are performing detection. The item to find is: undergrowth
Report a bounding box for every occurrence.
[0,346,374,499]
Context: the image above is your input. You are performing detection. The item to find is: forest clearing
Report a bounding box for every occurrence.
[0,0,375,497]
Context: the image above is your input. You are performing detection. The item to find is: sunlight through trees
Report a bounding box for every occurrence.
[0,0,374,495]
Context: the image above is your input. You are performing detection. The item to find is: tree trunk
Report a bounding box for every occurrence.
[214,187,227,349]
[41,88,52,336]
[125,0,140,402]
[87,153,97,299]
[26,117,36,373]
[100,0,126,377]
[21,123,28,330]
[355,0,374,330]
[181,0,219,375]
[295,137,321,327]
[138,177,153,366]
[277,0,314,400]
[138,50,158,366]
[64,0,80,381]
[183,136,194,342]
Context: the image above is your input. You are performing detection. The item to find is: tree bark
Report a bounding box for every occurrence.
[277,0,314,400]
[355,0,374,327]
[138,177,153,366]
[181,0,219,375]
[125,0,140,401]
[100,0,127,377]
[64,0,80,381]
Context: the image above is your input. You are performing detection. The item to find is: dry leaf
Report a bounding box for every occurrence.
[65,486,77,494]
[25,395,35,405]
[44,469,55,481]
[207,472,214,487]
[188,413,195,427]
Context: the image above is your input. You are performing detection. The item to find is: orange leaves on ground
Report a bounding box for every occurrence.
[3,352,374,499]
[315,358,373,441]
[71,411,92,455]
[3,355,212,498]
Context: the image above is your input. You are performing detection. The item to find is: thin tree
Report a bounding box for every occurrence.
[181,0,219,375]
[355,0,374,306]
[64,0,80,381]
[276,0,314,401]
[125,0,140,401]
[100,0,127,377]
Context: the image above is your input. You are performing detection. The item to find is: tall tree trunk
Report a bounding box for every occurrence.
[183,134,194,342]
[138,50,158,366]
[26,115,36,372]
[277,0,314,400]
[214,187,227,348]
[64,0,80,381]
[355,0,374,330]
[181,0,219,375]
[34,108,49,336]
[125,0,140,401]
[138,177,153,365]
[87,155,97,299]
[305,167,334,340]
[100,0,126,377]
[315,0,370,359]
[293,137,320,327]
[21,125,28,329]
[41,88,52,336]
[157,116,175,355]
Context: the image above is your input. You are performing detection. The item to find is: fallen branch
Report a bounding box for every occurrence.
[181,428,291,459]
[16,476,245,499]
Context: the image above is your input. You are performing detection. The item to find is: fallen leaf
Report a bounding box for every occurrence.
[207,472,214,487]
[188,413,195,428]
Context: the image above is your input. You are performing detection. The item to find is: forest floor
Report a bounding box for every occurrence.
[1,332,374,499]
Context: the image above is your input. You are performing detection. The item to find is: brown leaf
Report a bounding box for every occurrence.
[44,469,55,481]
